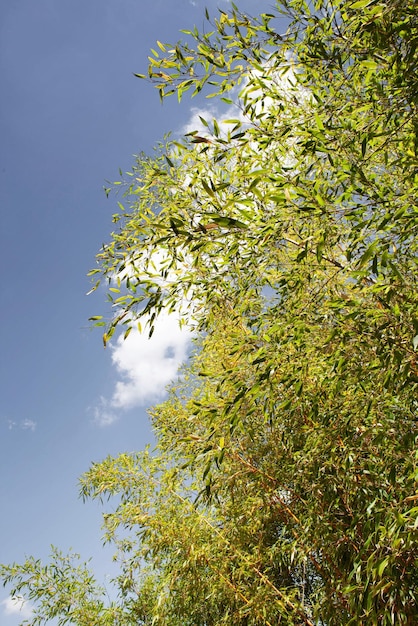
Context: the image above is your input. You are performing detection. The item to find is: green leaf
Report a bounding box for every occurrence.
[202,179,215,197]
[349,0,374,9]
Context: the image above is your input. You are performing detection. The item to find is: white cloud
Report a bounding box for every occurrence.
[180,98,243,138]
[1,596,34,618]
[92,240,197,427]
[181,105,219,136]
[93,312,192,426]
[111,313,191,409]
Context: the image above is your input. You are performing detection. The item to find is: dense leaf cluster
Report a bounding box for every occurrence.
[2,1,417,624]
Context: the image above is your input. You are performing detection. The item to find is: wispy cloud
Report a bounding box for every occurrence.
[93,312,192,426]
[1,596,34,618]
[7,419,37,432]
[92,397,117,427]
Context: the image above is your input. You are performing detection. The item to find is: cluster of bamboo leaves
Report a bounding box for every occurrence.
[2,0,417,624]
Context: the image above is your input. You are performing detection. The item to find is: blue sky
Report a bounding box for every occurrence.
[0,0,265,622]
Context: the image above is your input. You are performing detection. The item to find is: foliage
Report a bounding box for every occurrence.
[2,0,418,624]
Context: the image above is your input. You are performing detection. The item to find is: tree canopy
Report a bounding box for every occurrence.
[2,0,417,624]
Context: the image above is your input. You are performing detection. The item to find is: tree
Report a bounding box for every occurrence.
[2,1,417,624]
